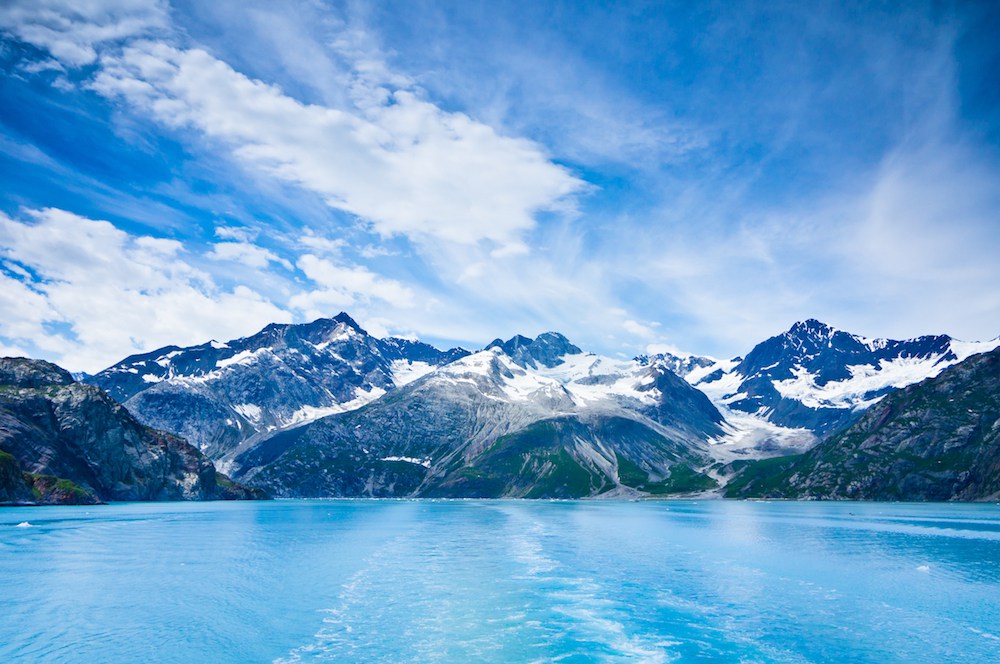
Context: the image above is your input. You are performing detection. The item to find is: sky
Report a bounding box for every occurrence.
[1,0,999,373]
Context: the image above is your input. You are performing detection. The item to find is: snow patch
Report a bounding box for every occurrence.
[314,326,357,350]
[154,350,183,368]
[380,456,431,468]
[773,355,957,410]
[686,358,739,386]
[390,359,435,387]
[141,373,162,383]
[233,403,263,424]
[707,407,815,458]
[282,387,387,428]
[439,349,665,409]
[216,348,270,369]
[950,337,1000,362]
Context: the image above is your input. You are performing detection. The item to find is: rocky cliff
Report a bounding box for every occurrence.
[726,347,1000,500]
[0,357,265,504]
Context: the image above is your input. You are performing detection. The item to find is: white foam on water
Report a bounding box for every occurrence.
[501,510,679,663]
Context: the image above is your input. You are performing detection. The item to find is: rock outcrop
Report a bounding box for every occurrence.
[726,347,1000,501]
[0,357,266,504]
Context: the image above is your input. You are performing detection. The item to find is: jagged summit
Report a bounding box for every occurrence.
[331,311,362,329]
[485,332,582,368]
[690,318,1000,435]
[87,313,469,456]
[787,319,837,339]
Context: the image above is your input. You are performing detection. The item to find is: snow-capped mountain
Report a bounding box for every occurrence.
[84,313,999,498]
[727,345,1000,501]
[228,332,731,498]
[86,313,468,457]
[686,319,1000,434]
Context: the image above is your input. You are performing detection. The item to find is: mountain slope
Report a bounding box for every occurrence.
[87,313,468,457]
[230,334,726,498]
[726,347,1000,501]
[0,357,264,503]
[689,319,999,435]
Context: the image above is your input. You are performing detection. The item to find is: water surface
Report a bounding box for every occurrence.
[2,500,999,662]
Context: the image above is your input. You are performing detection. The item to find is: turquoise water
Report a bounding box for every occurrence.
[2,500,999,663]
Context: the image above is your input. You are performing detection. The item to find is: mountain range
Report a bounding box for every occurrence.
[230,332,726,497]
[3,312,996,502]
[65,313,996,500]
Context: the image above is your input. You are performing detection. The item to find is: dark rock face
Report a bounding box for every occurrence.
[0,358,74,389]
[87,313,469,457]
[0,450,33,503]
[635,364,725,435]
[486,332,582,368]
[636,352,716,379]
[726,347,1000,501]
[0,357,265,504]
[715,319,977,434]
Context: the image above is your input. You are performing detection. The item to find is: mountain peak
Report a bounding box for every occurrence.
[0,357,75,388]
[787,319,837,338]
[332,312,363,331]
[485,332,581,368]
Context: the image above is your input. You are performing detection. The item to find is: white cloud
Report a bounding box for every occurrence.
[206,241,292,270]
[1,2,649,360]
[214,225,256,242]
[0,0,168,66]
[0,208,291,372]
[85,40,583,251]
[299,230,346,256]
[289,254,415,320]
[622,319,657,339]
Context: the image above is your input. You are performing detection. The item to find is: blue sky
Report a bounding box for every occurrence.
[1,0,999,372]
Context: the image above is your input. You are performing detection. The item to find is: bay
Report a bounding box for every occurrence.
[2,500,999,663]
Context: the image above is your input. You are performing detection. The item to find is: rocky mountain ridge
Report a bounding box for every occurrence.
[678,319,999,435]
[64,314,1000,500]
[87,313,469,457]
[0,357,264,505]
[726,345,1000,501]
[230,335,727,498]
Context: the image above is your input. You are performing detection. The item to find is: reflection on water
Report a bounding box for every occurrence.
[2,500,999,663]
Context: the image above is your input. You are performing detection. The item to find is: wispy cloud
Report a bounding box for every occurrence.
[0,0,169,66]
[206,241,292,270]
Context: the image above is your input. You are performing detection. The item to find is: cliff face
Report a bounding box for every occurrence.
[726,347,1000,501]
[0,357,265,504]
